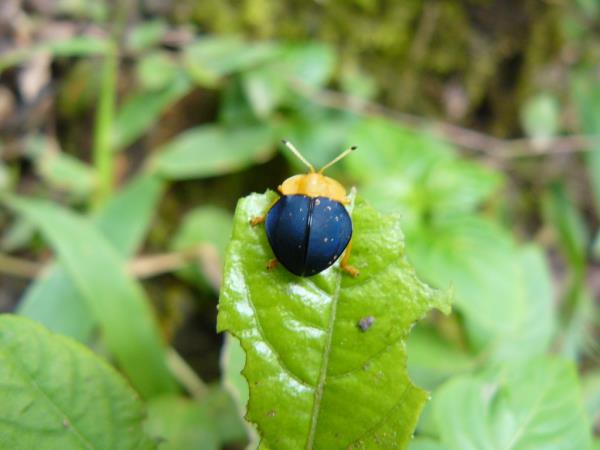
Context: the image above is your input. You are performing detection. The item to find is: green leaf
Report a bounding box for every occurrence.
[407,325,475,390]
[572,75,600,215]
[520,93,560,140]
[281,42,336,89]
[409,439,447,450]
[145,397,218,450]
[582,371,600,426]
[205,387,248,445]
[145,388,247,450]
[543,182,589,273]
[0,36,109,72]
[1,217,36,252]
[0,315,156,450]
[217,191,450,449]
[409,218,555,360]
[340,66,378,100]
[558,285,598,360]
[432,357,592,450]
[345,118,452,183]
[170,206,233,289]
[18,269,95,341]
[242,64,287,118]
[183,37,280,86]
[219,76,261,125]
[221,334,259,449]
[0,160,11,192]
[346,118,501,223]
[94,174,165,254]
[35,150,97,198]
[593,229,600,260]
[112,73,192,151]
[126,20,168,52]
[18,174,164,342]
[7,195,177,398]
[282,110,358,171]
[153,124,275,180]
[136,52,178,91]
[240,42,336,118]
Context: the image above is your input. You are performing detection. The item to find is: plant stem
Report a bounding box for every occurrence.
[92,42,118,210]
[166,348,209,400]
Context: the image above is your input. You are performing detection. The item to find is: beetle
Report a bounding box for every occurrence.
[250,140,359,278]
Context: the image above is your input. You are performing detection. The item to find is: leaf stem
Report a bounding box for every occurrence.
[92,41,118,210]
[166,348,209,400]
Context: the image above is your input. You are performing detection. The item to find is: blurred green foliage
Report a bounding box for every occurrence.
[0,0,599,449]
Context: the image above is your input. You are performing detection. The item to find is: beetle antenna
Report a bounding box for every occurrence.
[281,140,315,172]
[319,146,357,174]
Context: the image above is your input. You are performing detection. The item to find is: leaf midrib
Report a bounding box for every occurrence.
[3,345,96,449]
[499,372,554,450]
[304,193,356,450]
[304,264,344,450]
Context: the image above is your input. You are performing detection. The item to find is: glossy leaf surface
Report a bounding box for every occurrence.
[0,315,155,450]
[218,192,450,450]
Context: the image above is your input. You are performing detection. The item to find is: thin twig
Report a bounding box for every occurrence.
[290,80,600,159]
[129,244,222,289]
[0,244,223,286]
[0,254,41,278]
[166,347,209,400]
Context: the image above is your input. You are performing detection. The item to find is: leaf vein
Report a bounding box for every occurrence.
[242,265,314,390]
[346,383,412,448]
[2,344,96,449]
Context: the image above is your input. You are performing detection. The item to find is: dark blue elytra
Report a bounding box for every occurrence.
[265,195,352,277]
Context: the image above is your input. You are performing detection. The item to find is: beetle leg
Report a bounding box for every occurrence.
[340,239,359,277]
[250,197,279,226]
[249,215,265,226]
[266,258,278,271]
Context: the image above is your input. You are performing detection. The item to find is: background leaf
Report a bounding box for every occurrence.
[543,182,589,273]
[520,93,560,140]
[145,396,219,450]
[409,439,448,450]
[17,174,165,342]
[409,218,555,361]
[183,37,280,86]
[573,75,600,216]
[220,333,259,449]
[432,357,592,450]
[217,191,451,449]
[145,388,245,450]
[0,315,155,450]
[7,195,177,398]
[112,74,192,150]
[170,206,233,289]
[153,124,275,180]
[407,325,475,390]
